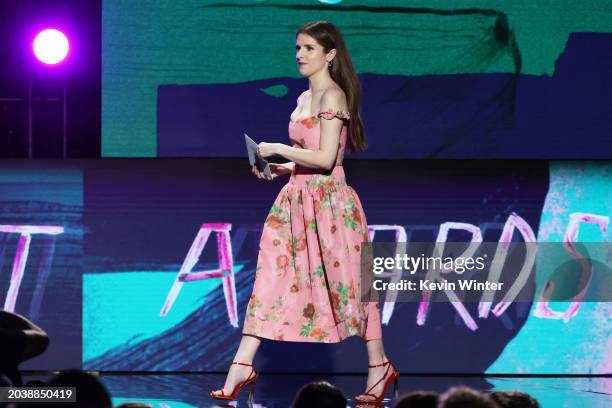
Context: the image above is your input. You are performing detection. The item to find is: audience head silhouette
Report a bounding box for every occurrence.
[293,380,347,408]
[394,390,439,407]
[439,386,500,408]
[490,391,540,408]
[39,371,112,408]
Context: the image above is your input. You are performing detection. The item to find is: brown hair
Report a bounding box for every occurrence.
[296,21,367,152]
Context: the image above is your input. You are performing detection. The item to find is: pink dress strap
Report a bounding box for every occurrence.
[317,109,351,121]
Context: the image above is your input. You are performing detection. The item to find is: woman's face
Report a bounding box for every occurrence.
[295,33,334,77]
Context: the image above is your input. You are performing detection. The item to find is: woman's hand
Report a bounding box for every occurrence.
[256,142,282,159]
[270,162,293,177]
[251,162,293,181]
[252,164,272,180]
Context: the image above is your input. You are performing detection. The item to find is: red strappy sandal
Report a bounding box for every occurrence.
[209,361,258,403]
[355,360,399,404]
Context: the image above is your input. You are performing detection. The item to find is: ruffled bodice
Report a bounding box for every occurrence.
[288,109,351,169]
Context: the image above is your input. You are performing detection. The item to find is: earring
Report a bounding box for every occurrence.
[328,60,333,69]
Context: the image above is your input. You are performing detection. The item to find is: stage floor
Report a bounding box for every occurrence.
[22,372,610,408]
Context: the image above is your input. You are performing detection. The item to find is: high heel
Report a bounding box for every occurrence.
[248,380,256,404]
[355,360,399,403]
[210,361,259,401]
[393,375,399,399]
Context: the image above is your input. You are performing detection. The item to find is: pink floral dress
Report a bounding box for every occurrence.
[242,96,382,343]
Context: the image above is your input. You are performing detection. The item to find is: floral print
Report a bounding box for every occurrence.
[301,117,319,129]
[242,105,382,343]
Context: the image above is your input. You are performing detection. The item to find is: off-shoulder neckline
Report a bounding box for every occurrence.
[290,109,351,124]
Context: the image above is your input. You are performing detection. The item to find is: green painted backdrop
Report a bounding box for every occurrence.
[102,0,612,156]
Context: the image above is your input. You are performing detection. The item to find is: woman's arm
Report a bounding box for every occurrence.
[274,162,295,173]
[258,88,347,171]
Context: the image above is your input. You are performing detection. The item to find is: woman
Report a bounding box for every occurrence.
[210,21,398,404]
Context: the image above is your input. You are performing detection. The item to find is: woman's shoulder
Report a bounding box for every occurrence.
[319,86,347,110]
[318,87,350,121]
[321,86,346,102]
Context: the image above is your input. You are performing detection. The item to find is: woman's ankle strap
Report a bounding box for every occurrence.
[232,361,254,367]
[367,360,390,368]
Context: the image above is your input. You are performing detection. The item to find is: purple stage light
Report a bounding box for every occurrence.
[33,29,69,65]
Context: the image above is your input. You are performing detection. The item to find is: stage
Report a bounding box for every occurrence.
[1,2,611,407]
[18,372,612,407]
